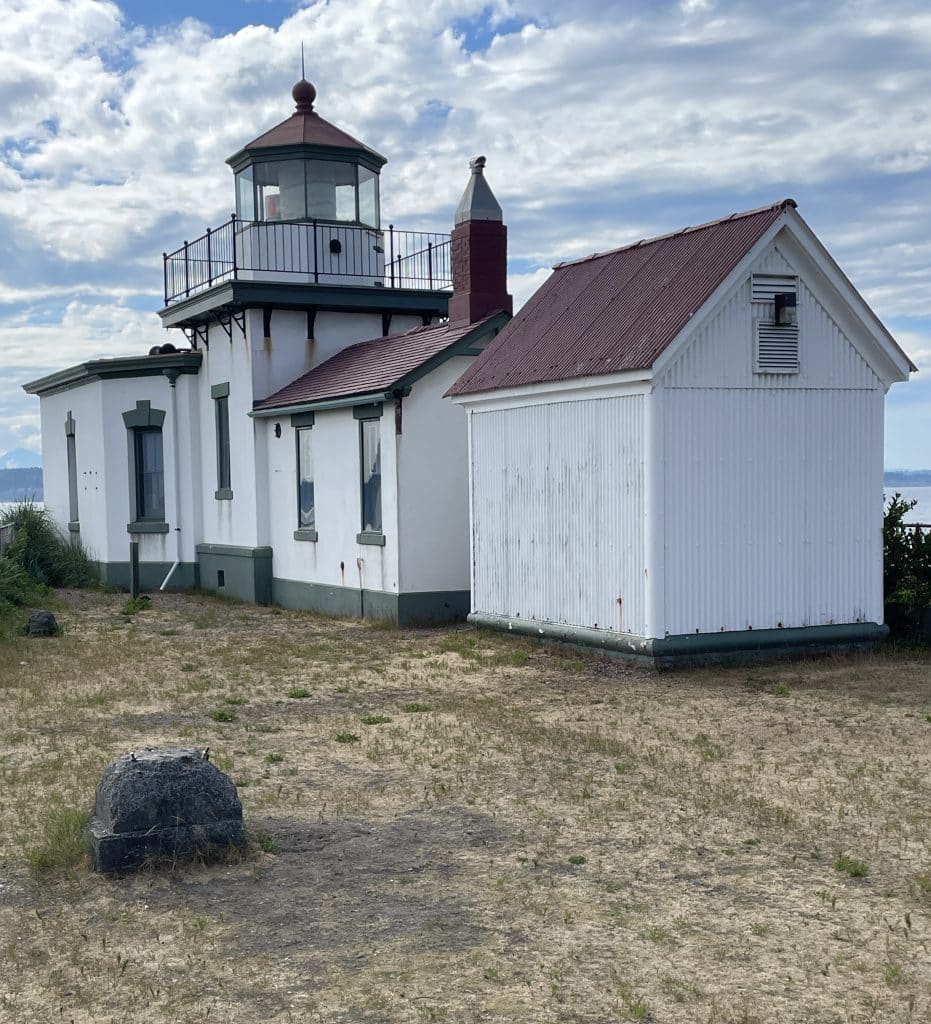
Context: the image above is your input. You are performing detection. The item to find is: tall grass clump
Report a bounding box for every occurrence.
[0,502,97,589]
[24,805,92,880]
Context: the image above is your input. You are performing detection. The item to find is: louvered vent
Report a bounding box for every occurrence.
[752,273,799,373]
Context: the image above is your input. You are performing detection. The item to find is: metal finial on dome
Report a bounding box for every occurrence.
[292,78,316,114]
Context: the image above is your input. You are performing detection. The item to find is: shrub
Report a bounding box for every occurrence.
[0,503,97,589]
[883,493,931,607]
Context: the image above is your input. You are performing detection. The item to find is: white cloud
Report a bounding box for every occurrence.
[1,0,931,465]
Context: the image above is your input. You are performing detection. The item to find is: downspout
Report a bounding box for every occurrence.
[160,369,183,591]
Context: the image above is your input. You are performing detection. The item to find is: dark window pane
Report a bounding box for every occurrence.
[236,166,255,221]
[360,419,381,533]
[66,433,79,524]
[358,166,379,227]
[216,395,231,491]
[135,429,165,520]
[297,428,315,528]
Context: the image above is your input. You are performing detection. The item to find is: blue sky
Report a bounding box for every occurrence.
[0,0,929,467]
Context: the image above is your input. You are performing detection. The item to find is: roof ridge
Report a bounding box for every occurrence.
[553,198,796,270]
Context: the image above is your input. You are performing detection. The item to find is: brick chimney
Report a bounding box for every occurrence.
[448,156,512,325]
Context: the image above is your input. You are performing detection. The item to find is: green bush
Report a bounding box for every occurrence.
[884,493,931,607]
[0,503,97,589]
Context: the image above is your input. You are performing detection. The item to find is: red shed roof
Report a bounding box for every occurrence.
[254,312,508,413]
[448,200,793,396]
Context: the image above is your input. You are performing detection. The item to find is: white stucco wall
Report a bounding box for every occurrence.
[396,357,474,594]
[265,403,400,595]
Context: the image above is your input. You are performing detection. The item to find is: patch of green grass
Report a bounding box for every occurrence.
[121,595,150,616]
[402,702,431,713]
[335,731,360,744]
[251,828,278,854]
[772,683,791,697]
[24,805,92,880]
[287,687,311,699]
[692,731,725,762]
[834,853,869,878]
[209,708,237,723]
[913,871,931,895]
[224,695,248,706]
[360,713,393,725]
[265,752,284,764]
[568,854,586,865]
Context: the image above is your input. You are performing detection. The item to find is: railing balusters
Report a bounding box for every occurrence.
[163,220,451,303]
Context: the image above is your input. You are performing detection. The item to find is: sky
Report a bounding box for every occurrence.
[0,0,929,468]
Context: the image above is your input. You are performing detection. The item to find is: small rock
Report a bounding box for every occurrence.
[27,610,59,637]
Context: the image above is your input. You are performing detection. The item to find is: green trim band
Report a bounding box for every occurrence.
[210,382,230,399]
[293,528,318,542]
[160,281,449,329]
[68,521,80,533]
[24,353,201,398]
[94,560,199,592]
[290,411,316,428]
[127,520,170,534]
[215,488,234,501]
[272,577,468,625]
[356,530,386,546]
[467,613,889,663]
[196,543,273,558]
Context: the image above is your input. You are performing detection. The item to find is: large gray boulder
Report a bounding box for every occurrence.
[90,747,244,873]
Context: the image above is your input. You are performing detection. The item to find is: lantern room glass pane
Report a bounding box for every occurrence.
[235,166,255,221]
[254,161,286,221]
[358,166,379,227]
[308,161,357,222]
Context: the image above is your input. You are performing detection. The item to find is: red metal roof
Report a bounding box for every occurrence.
[254,313,507,412]
[448,200,793,396]
[238,110,386,162]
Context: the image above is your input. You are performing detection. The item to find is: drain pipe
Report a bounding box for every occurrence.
[160,368,183,591]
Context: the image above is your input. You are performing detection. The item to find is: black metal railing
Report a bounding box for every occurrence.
[163,215,452,304]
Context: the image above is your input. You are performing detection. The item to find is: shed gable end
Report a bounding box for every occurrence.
[657,239,881,391]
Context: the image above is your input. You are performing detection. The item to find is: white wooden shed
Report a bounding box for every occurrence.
[448,200,916,663]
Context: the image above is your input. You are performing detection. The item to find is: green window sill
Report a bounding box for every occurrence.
[356,530,386,547]
[215,488,234,501]
[293,528,318,542]
[127,521,169,534]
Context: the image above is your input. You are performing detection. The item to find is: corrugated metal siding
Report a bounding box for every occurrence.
[662,243,880,390]
[662,388,883,635]
[471,395,646,634]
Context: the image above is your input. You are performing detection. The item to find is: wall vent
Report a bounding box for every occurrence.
[752,273,799,373]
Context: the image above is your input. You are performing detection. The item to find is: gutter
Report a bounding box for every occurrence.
[159,369,184,591]
[249,389,400,420]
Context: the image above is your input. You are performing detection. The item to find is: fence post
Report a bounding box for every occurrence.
[183,242,190,297]
[427,241,433,289]
[205,226,212,286]
[313,220,319,284]
[389,225,395,288]
[162,253,168,304]
[230,213,238,279]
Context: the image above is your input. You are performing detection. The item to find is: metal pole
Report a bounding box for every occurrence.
[162,253,168,303]
[313,219,319,283]
[206,227,212,286]
[389,225,395,288]
[183,242,190,297]
[231,213,238,280]
[427,241,433,289]
[130,541,140,599]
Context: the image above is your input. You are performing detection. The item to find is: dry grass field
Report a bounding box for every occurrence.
[0,589,929,1024]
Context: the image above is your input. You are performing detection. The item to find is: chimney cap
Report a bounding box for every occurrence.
[455,155,503,225]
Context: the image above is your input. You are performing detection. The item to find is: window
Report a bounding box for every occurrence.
[358,415,383,544]
[212,383,232,499]
[65,412,79,532]
[241,159,378,225]
[134,429,165,520]
[752,273,800,373]
[122,400,168,533]
[291,413,317,541]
